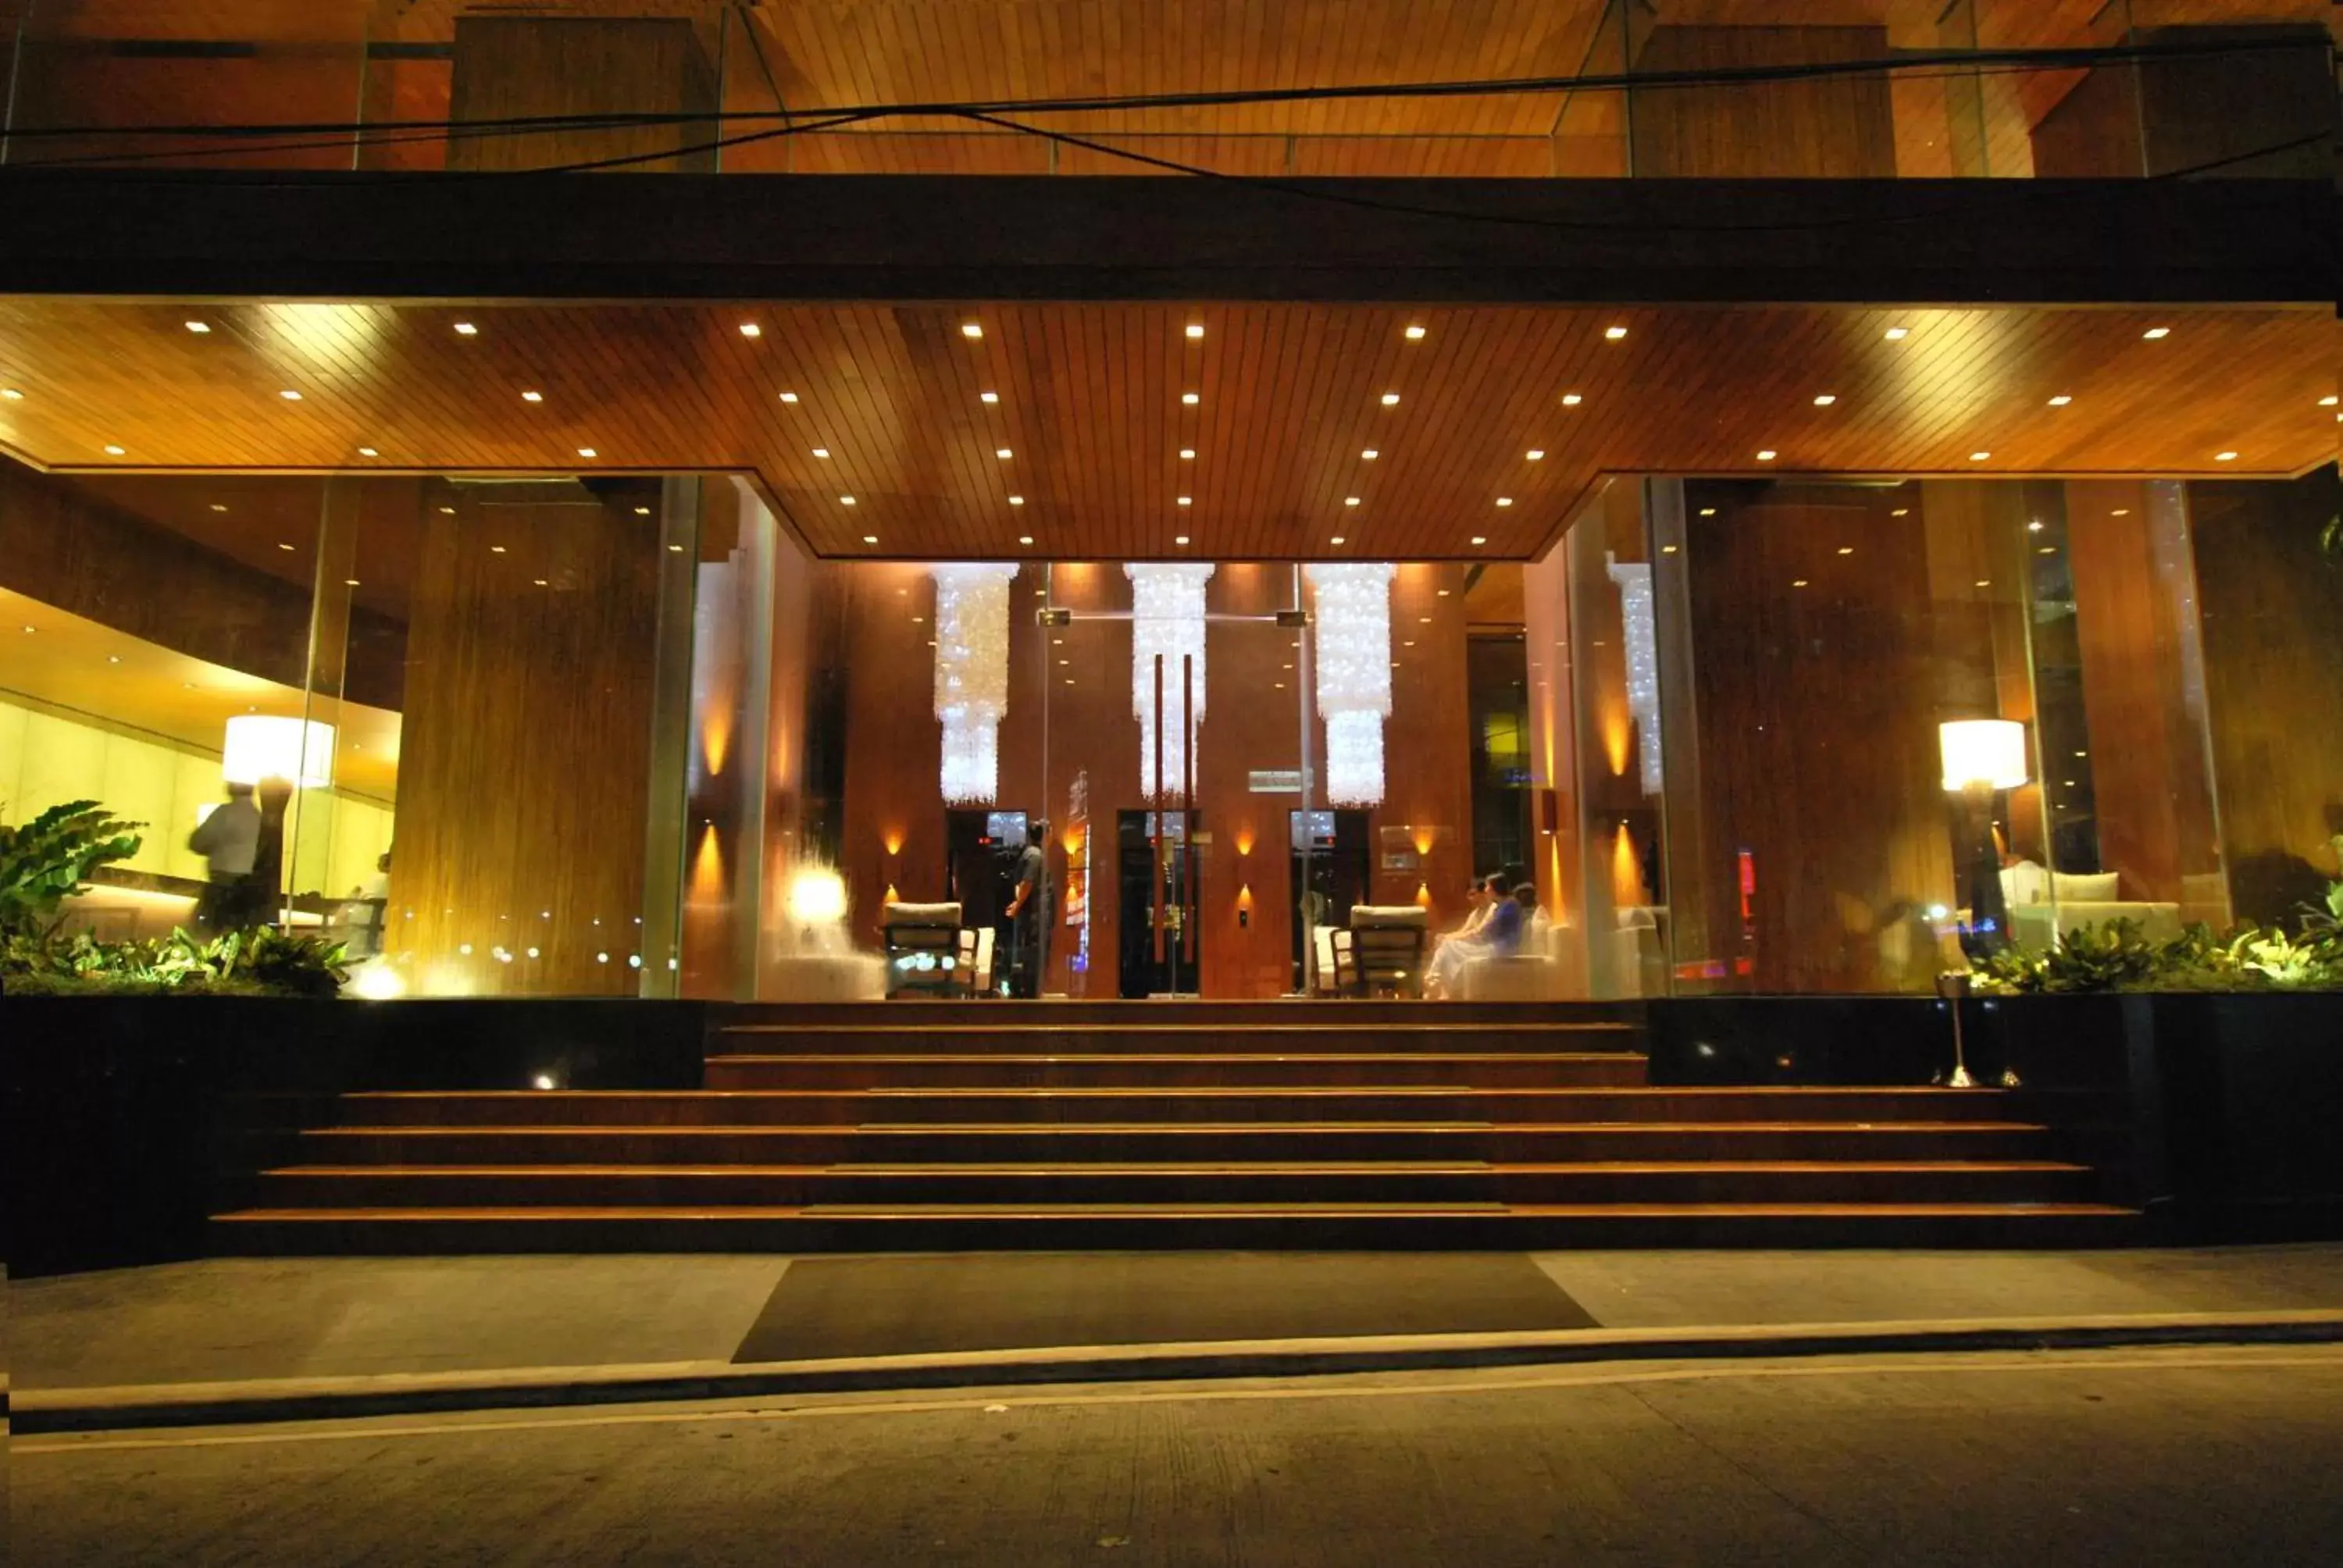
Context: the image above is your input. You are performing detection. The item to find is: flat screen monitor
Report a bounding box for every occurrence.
[986,811,1029,848]
[1290,809,1337,851]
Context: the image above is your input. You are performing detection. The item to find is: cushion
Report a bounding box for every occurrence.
[884,902,963,925]
[2051,871,2120,903]
[1350,905,1430,928]
[2000,860,2049,907]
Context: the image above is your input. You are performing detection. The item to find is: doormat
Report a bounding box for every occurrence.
[732,1251,1596,1363]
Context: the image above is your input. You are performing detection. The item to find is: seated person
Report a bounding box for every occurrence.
[1428,875,1528,998]
[1430,875,1496,958]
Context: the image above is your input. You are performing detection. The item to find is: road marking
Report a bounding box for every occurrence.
[18,1345,2341,1456]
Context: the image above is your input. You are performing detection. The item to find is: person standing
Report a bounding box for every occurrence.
[1004,818,1053,999]
[188,782,262,933]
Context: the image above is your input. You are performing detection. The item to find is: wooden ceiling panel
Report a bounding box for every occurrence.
[0,300,2331,562]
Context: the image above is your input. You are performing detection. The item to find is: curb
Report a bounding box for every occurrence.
[19,1310,2343,1436]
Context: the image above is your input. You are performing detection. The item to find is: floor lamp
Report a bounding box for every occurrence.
[1938,719,2029,1089]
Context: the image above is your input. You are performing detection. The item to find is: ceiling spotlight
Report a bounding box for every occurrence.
[278,389,302,401]
[1603,326,1628,340]
[980,391,999,404]
[1755,450,1777,461]
[2112,508,2131,516]
[2320,395,2339,408]
[779,391,799,403]
[2027,520,2045,533]
[1525,449,1544,461]
[2214,451,2238,461]
[1182,392,1200,405]
[1361,449,1378,461]
[1008,495,1025,505]
[1792,579,1810,588]
[1974,579,1992,589]
[533,578,549,586]
[1495,497,1513,507]
[453,322,478,337]
[209,503,227,512]
[1884,326,1909,340]
[1662,544,1678,555]
[276,542,294,551]
[738,323,761,338]
[1344,497,1361,508]
[1175,535,1189,546]
[1836,546,1854,555]
[576,446,597,458]
[2039,547,2057,555]
[1380,392,1400,406]
[104,444,126,455]
[1180,448,1196,460]
[840,495,856,505]
[863,534,878,544]
[2048,395,2073,407]
[1813,394,1837,406]
[1,388,22,399]
[1969,451,1991,461]
[1470,536,1487,546]
[1404,325,1426,340]
[1184,323,1204,340]
[344,577,362,586]
[1018,535,1034,546]
[1698,507,1717,517]
[1891,508,1910,517]
[185,320,211,333]
[961,323,983,339]
[1178,496,1193,506]
[1560,394,1582,407]
[2142,326,2170,340]
[812,447,829,458]
[521,390,543,403]
[357,447,378,457]
[1330,535,1346,546]
[995,447,1012,459]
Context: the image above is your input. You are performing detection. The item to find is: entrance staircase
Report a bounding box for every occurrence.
[213,1000,2140,1252]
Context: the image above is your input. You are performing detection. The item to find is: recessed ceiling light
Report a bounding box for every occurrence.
[209,503,228,512]
[1470,536,1487,546]
[1331,535,1346,546]
[779,391,798,403]
[1836,546,1854,555]
[1698,507,1717,517]
[1380,393,1400,406]
[1662,544,1678,554]
[1891,507,1910,516]
[980,391,998,404]
[278,389,302,401]
[576,446,597,458]
[22,624,34,633]
[2214,451,2238,461]
[1756,450,1777,461]
[811,447,829,458]
[533,578,549,586]
[1813,394,1836,406]
[1525,449,1544,461]
[634,505,652,515]
[1,388,22,399]
[2038,546,2056,555]
[1560,394,1582,407]
[1437,590,1450,597]
[1007,495,1025,505]
[1180,448,1196,460]
[1884,326,1909,340]
[357,447,378,457]
[1792,579,1809,588]
[1404,325,1426,340]
[344,577,362,586]
[2048,395,2073,407]
[521,390,543,403]
[1184,323,1204,340]
[1420,616,1432,624]
[1495,497,1513,507]
[276,541,294,551]
[490,543,505,552]
[668,543,683,553]
[1603,326,1628,340]
[1403,640,1416,647]
[2320,395,2339,408]
[739,323,761,338]
[104,444,126,455]
[1970,451,1990,461]
[107,654,121,664]
[453,322,478,336]
[1361,449,1378,461]
[840,495,856,505]
[1019,535,1034,546]
[2027,519,2045,533]
[2142,326,2170,340]
[961,323,983,339]
[185,320,210,333]
[1177,496,1192,506]
[2112,508,2131,516]
[1182,392,1200,405]
[995,447,1012,459]
[1344,497,1361,507]
[1974,579,1992,589]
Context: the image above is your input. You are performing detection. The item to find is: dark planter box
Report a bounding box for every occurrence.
[2,996,709,1278]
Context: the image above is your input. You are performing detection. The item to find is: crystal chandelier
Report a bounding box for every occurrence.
[1125,564,1214,801]
[1306,562,1396,807]
[929,563,1019,804]
[1607,553,1664,796]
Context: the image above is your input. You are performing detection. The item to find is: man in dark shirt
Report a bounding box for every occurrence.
[1005,818,1052,998]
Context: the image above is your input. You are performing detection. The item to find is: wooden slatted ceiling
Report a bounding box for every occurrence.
[0,301,2331,561]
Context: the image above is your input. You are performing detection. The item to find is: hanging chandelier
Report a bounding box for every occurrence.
[1306,562,1396,807]
[929,562,1019,805]
[1125,564,1215,802]
[1607,553,1664,796]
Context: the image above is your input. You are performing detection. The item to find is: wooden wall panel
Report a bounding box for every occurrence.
[447,16,716,174]
[835,561,947,953]
[2064,479,2225,911]
[1677,486,1954,992]
[1627,26,1895,178]
[679,480,752,1000]
[2188,472,2343,925]
[386,490,660,996]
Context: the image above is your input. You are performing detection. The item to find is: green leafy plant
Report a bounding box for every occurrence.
[4,923,349,998]
[1973,910,2343,996]
[0,800,144,946]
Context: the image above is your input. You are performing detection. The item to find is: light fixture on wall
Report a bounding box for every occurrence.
[1306,562,1396,807]
[929,563,1019,805]
[222,715,336,788]
[1126,563,1215,803]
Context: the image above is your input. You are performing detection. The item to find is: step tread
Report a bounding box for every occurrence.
[305,1119,2055,1136]
[706,1051,1646,1065]
[718,1021,1639,1035]
[341,1085,2017,1101]
[265,1159,2092,1178]
[216,1199,2141,1221]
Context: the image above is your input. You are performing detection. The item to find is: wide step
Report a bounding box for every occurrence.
[704,1052,1646,1089]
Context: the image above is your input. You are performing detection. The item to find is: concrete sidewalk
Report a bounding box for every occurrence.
[16,1246,2343,1397]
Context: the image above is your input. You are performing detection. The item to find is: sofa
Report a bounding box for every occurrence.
[1999,867,2181,950]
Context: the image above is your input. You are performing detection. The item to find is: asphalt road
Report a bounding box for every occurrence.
[17,1344,2343,1566]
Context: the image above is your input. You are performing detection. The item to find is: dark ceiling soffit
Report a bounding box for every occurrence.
[0,174,2330,305]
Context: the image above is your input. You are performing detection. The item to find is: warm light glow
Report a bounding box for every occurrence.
[980,391,998,403]
[1380,393,1400,406]
[2,389,23,399]
[1884,326,1909,340]
[521,390,543,402]
[1174,535,1189,546]
[1008,495,1025,505]
[1470,536,1487,546]
[786,865,849,926]
[279,390,302,401]
[2142,326,2170,339]
[223,715,335,788]
[1969,451,1990,461]
[1361,449,1378,461]
[2214,451,2238,462]
[1560,394,1582,407]
[862,533,878,544]
[812,447,829,458]
[2048,395,2073,406]
[739,323,761,338]
[1611,824,1644,908]
[185,320,211,333]
[1604,326,1628,340]
[1330,536,1346,546]
[1345,497,1361,508]
[1940,718,2029,791]
[358,447,378,457]
[1181,448,1196,460]
[840,495,856,505]
[1018,534,1033,545]
[1813,394,1836,406]
[453,322,478,337]
[1495,497,1513,508]
[1185,323,1204,339]
[1129,564,1216,801]
[577,447,597,458]
[779,391,799,402]
[104,444,126,455]
[1755,450,1777,461]
[1404,325,1426,340]
[348,960,406,1000]
[1178,496,1193,507]
[1182,392,1200,404]
[996,447,1012,459]
[1525,450,1543,461]
[961,323,984,338]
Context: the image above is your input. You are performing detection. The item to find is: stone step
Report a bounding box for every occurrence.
[714,1000,1646,1029]
[709,1021,1643,1056]
[701,1051,1648,1090]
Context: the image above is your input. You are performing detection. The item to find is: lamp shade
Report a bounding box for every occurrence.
[1938,718,2028,792]
[223,715,335,788]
